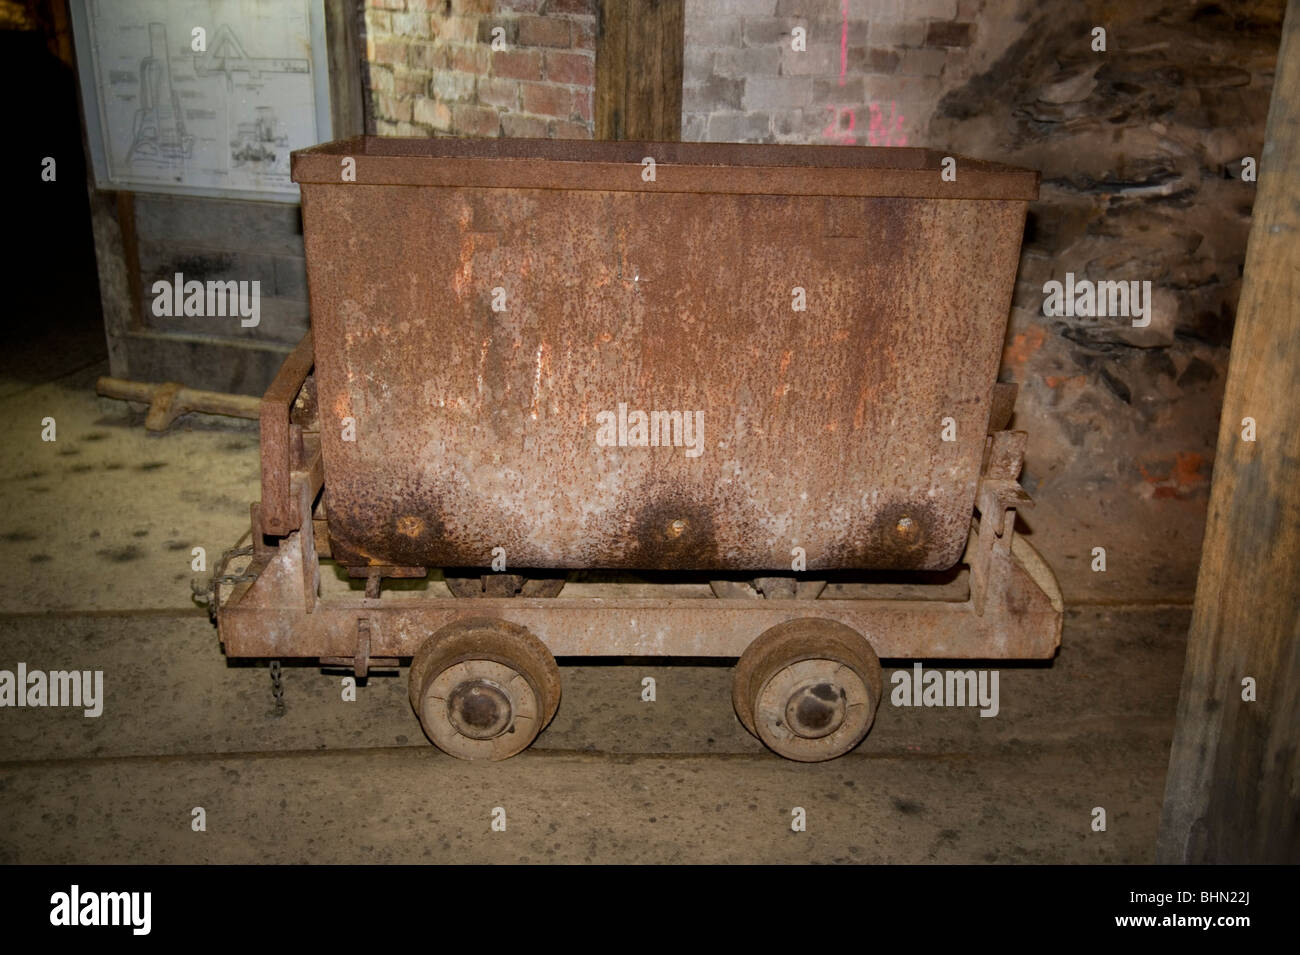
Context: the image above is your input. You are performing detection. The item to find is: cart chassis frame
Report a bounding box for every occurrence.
[217,335,1063,672]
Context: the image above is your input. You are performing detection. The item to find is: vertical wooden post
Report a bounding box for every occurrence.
[323,0,368,137]
[1157,0,1300,863]
[595,0,685,141]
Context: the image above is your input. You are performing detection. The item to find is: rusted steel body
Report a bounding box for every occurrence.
[290,137,1038,573]
[259,333,319,537]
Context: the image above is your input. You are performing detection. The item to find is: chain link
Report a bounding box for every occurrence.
[191,536,256,623]
[269,660,285,717]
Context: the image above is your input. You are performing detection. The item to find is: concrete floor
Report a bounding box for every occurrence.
[0,340,1193,863]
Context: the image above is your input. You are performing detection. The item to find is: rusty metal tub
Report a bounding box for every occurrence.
[289,137,1038,574]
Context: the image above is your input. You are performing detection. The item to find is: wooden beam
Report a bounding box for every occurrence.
[115,191,142,328]
[323,0,368,138]
[595,0,684,141]
[1157,0,1300,863]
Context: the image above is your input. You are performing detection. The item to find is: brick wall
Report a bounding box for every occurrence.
[365,0,595,139]
[683,0,998,146]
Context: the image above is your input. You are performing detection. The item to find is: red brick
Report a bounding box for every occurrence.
[544,50,593,86]
[491,48,544,80]
[502,113,550,137]
[414,97,452,130]
[392,10,429,34]
[452,103,502,137]
[571,17,595,50]
[496,0,545,11]
[408,40,445,70]
[368,0,405,10]
[376,92,412,122]
[521,81,571,117]
[549,119,591,140]
[572,88,592,122]
[430,14,478,42]
[517,15,570,48]
[477,18,519,44]
[394,68,431,96]
[371,64,395,93]
[372,36,409,65]
[447,42,490,73]
[478,76,520,109]
[430,69,476,101]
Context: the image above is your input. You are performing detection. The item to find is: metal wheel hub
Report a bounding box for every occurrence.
[447,678,513,740]
[755,658,871,753]
[422,658,541,758]
[783,679,847,739]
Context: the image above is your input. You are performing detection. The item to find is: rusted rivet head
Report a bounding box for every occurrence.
[447,679,513,740]
[894,515,923,546]
[667,518,688,539]
[784,681,847,739]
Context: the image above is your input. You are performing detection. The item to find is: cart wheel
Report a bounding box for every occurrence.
[732,618,883,762]
[409,617,561,760]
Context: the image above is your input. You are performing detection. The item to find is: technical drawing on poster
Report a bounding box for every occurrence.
[75,0,323,199]
[231,106,290,175]
[126,22,194,168]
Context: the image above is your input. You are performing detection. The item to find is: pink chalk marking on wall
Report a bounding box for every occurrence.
[867,101,908,147]
[822,6,911,150]
[821,102,907,147]
[823,105,856,145]
[839,0,848,86]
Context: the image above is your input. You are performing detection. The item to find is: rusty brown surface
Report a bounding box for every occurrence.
[293,138,1035,572]
[221,588,1060,661]
[345,565,426,578]
[987,382,1019,433]
[259,332,315,536]
[292,137,1039,200]
[218,519,1062,661]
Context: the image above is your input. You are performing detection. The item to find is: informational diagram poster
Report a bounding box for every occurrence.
[72,0,332,201]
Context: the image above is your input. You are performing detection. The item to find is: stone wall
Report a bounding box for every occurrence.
[932,0,1281,600]
[364,0,595,139]
[682,0,1011,146]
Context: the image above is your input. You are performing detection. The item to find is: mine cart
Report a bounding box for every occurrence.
[214,137,1061,762]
